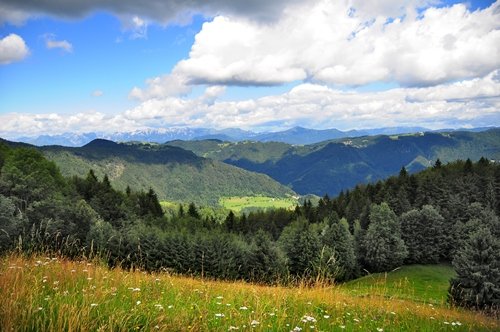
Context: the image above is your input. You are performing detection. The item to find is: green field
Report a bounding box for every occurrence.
[219,196,298,213]
[1,255,497,331]
[341,265,456,305]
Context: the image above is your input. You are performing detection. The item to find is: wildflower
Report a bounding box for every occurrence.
[228,327,239,331]
[291,327,302,332]
[377,328,383,332]
[239,306,248,310]
[455,321,462,326]
[216,296,223,299]
[168,305,173,309]
[390,312,395,315]
[323,315,330,319]
[136,301,141,305]
[353,318,359,323]
[301,315,316,323]
[37,307,43,311]
[215,313,225,318]
[250,320,260,326]
[444,322,449,325]
[91,303,98,307]
[340,325,345,329]
[226,303,232,307]
[154,304,164,310]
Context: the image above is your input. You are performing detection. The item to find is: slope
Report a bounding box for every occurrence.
[167,129,500,196]
[34,139,295,205]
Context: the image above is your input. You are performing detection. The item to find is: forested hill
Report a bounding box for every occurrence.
[167,129,500,196]
[0,138,294,205]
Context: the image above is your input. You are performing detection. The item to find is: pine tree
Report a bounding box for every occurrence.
[449,226,500,310]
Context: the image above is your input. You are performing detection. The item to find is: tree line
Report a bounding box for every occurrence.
[0,143,498,311]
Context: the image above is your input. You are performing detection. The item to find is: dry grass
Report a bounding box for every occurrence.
[1,254,498,331]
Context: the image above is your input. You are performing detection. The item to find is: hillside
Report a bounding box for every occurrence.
[2,255,497,332]
[20,139,294,205]
[168,129,500,196]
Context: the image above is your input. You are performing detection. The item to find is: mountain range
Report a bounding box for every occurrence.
[167,128,500,196]
[13,126,493,147]
[3,127,500,204]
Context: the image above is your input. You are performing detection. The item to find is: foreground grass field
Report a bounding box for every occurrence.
[220,196,298,213]
[0,255,498,331]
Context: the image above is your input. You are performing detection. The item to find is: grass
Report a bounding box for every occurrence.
[341,265,457,305]
[1,255,498,331]
[220,196,298,213]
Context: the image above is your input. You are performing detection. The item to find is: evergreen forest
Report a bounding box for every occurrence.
[0,142,499,312]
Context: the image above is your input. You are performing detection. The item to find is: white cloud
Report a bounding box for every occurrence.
[2,70,498,137]
[120,15,148,39]
[171,0,500,87]
[92,90,103,97]
[0,33,29,64]
[45,35,73,52]
[129,73,192,100]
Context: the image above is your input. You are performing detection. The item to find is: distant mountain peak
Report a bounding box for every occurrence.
[83,138,118,148]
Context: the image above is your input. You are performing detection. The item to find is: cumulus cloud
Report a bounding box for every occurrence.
[0,33,29,64]
[1,71,498,137]
[129,73,192,100]
[171,0,500,87]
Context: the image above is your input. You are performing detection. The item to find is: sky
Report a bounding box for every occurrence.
[0,0,499,138]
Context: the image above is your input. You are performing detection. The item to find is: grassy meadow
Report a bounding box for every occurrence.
[1,255,498,331]
[342,265,457,305]
[219,196,298,213]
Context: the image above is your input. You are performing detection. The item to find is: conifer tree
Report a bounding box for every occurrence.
[321,217,357,280]
[449,226,500,310]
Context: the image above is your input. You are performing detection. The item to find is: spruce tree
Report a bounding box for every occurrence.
[322,217,357,281]
[449,226,500,310]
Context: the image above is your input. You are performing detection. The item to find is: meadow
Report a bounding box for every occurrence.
[219,196,298,213]
[1,255,498,331]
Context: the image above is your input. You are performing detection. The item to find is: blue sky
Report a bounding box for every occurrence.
[0,0,499,137]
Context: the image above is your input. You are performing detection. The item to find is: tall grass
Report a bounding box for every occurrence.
[1,254,498,331]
